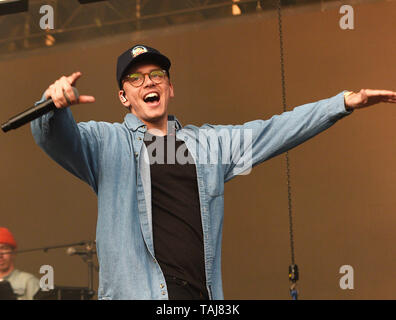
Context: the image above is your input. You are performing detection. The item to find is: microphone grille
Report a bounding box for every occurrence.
[72,87,80,100]
[66,247,76,256]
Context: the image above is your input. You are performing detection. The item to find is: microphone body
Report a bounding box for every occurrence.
[1,87,79,133]
[66,246,96,256]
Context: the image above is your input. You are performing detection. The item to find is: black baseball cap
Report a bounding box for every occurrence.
[116,44,171,89]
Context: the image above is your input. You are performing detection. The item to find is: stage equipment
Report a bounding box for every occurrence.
[78,0,107,4]
[66,240,98,297]
[276,0,300,300]
[232,0,242,15]
[13,240,98,299]
[0,280,17,300]
[34,286,92,300]
[0,0,28,16]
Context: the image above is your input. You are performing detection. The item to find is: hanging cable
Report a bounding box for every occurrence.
[276,0,299,300]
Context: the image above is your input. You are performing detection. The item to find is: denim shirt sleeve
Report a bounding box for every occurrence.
[30,93,101,193]
[215,91,353,182]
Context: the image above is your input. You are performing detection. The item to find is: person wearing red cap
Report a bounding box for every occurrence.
[0,227,40,300]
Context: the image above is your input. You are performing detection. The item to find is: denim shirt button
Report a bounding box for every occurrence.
[161,291,166,295]
[134,152,138,157]
[160,283,165,289]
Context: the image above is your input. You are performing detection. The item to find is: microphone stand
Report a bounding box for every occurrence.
[13,241,88,254]
[12,240,98,299]
[78,241,98,299]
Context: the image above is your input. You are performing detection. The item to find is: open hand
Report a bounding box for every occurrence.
[345,89,396,110]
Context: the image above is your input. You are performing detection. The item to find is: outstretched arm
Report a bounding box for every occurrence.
[31,72,100,192]
[214,88,396,182]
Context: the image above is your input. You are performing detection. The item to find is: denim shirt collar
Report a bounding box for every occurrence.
[124,112,183,132]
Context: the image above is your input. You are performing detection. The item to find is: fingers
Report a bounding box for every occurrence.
[67,71,82,87]
[44,88,51,100]
[54,82,66,108]
[60,76,78,104]
[365,89,396,98]
[368,89,396,105]
[45,72,95,108]
[383,96,396,103]
[79,95,96,104]
[381,91,396,102]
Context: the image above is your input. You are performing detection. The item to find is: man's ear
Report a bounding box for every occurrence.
[119,90,129,104]
[118,90,131,111]
[169,82,175,98]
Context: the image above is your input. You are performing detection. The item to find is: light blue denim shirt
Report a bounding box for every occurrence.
[31,91,351,300]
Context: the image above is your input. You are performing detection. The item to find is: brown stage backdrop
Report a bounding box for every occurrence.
[0,1,395,299]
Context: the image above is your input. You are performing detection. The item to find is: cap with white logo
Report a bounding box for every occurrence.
[116,44,171,89]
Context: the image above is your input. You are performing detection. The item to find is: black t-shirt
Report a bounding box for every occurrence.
[143,132,208,297]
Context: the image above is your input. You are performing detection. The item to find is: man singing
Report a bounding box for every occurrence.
[31,45,396,300]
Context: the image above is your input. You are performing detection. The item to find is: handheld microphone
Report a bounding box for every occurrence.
[1,87,79,133]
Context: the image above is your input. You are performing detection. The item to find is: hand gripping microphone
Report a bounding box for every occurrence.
[1,87,79,133]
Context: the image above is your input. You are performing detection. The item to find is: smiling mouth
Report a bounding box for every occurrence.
[143,92,160,104]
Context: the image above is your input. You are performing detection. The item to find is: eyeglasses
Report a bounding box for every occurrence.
[0,246,13,254]
[123,69,167,88]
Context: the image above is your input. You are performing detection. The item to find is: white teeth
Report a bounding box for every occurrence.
[144,92,159,99]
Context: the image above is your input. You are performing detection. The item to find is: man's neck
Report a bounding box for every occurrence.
[142,116,168,136]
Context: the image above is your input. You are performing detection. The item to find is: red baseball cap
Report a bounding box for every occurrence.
[0,227,17,249]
